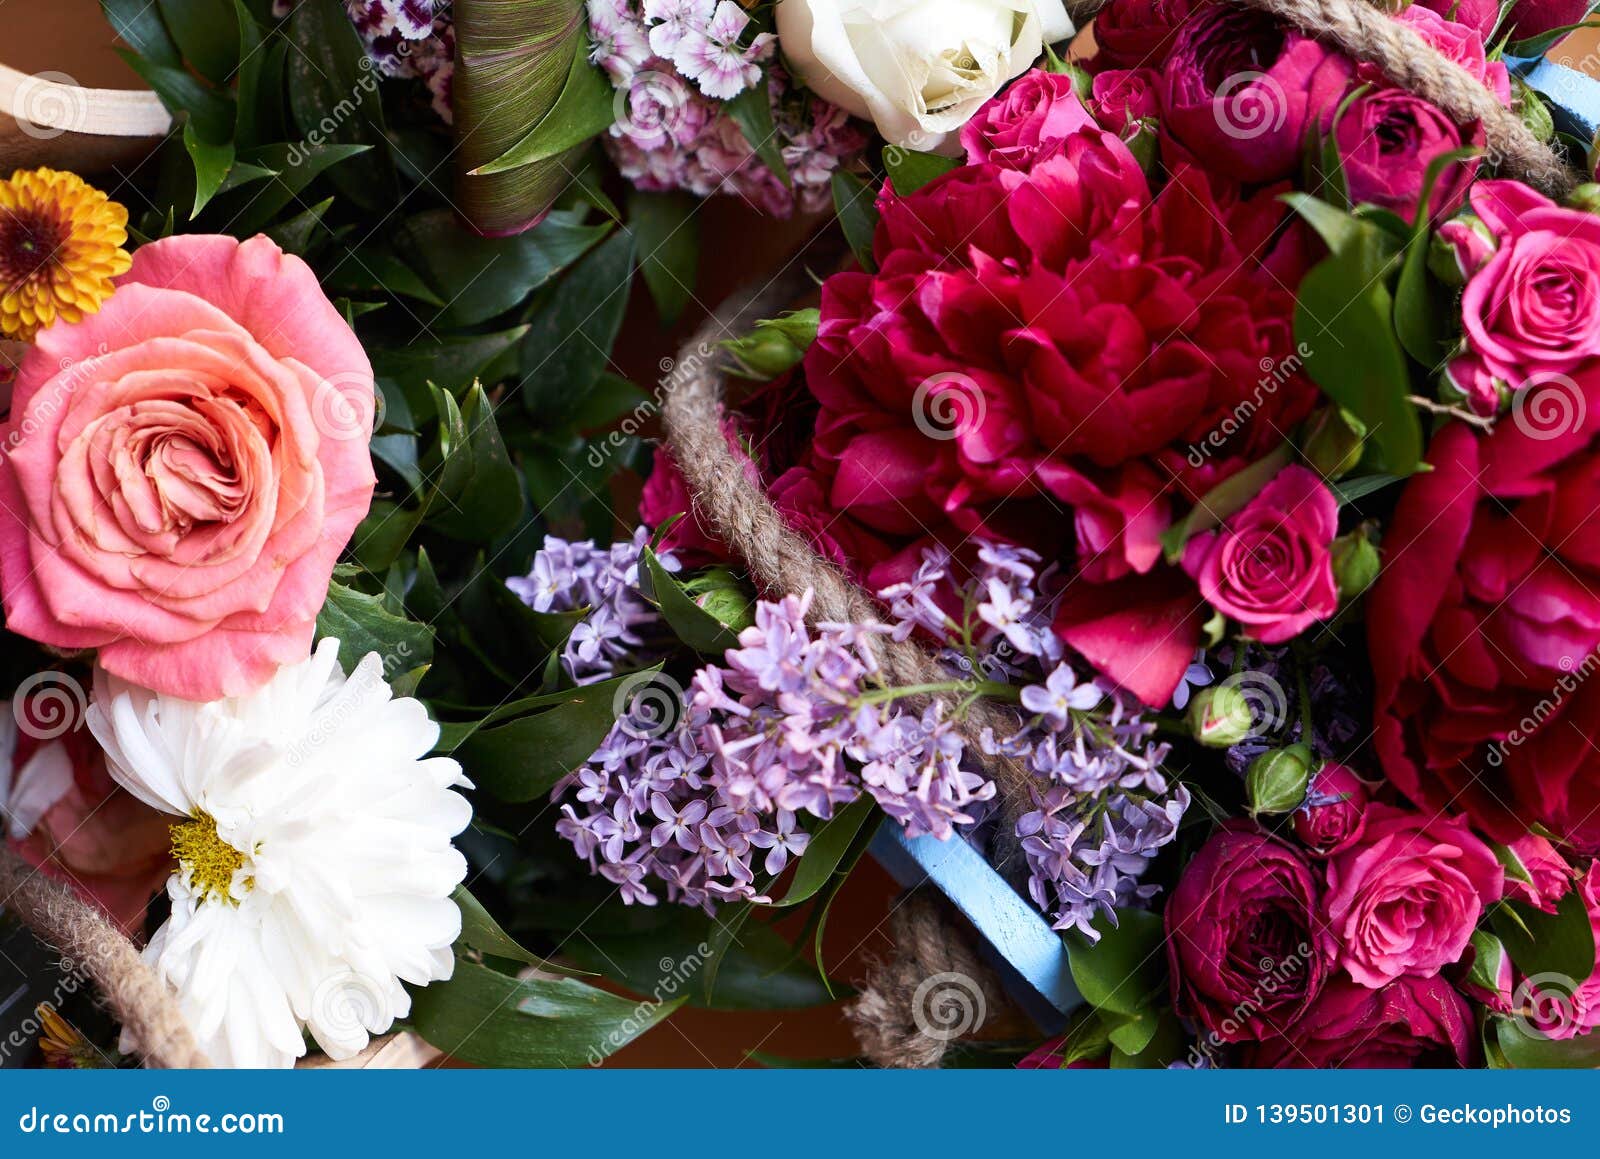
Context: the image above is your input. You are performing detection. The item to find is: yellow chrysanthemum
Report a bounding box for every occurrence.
[0,168,132,342]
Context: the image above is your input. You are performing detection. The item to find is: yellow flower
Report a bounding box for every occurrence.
[36,1004,102,1069]
[0,168,132,341]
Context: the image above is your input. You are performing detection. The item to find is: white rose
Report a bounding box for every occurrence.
[776,0,1074,152]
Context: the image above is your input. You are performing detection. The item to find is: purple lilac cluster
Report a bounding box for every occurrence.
[508,527,678,684]
[276,0,455,121]
[585,0,866,215]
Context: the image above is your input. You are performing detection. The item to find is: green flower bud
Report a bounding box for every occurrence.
[682,566,756,633]
[1124,125,1159,178]
[1567,183,1600,216]
[720,309,819,379]
[1330,526,1381,601]
[1246,743,1314,816]
[1514,79,1555,144]
[1187,685,1254,748]
[1301,406,1366,481]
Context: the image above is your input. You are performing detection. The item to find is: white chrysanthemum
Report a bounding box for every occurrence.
[85,638,472,1068]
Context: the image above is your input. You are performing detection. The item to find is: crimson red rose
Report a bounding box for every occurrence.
[1507,0,1590,38]
[1323,805,1502,987]
[1092,0,1203,70]
[1165,826,1333,1044]
[1240,975,1476,1068]
[1161,5,1353,183]
[1293,761,1368,858]
[804,148,1316,703]
[959,69,1095,169]
[1369,367,1600,850]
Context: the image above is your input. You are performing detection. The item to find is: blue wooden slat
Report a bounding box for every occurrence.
[1508,55,1600,143]
[870,820,1079,1032]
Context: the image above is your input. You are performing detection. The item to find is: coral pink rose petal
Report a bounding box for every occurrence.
[0,234,377,701]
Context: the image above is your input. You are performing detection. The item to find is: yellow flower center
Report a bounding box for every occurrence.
[169,812,249,905]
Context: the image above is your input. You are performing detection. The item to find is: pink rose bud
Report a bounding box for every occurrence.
[1291,761,1368,857]
[1431,215,1497,285]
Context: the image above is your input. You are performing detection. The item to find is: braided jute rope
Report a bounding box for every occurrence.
[662,0,1577,1065]
[0,845,209,1068]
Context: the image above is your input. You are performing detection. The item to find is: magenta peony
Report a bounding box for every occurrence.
[1241,974,1477,1067]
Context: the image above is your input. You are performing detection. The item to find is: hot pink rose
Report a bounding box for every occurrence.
[1518,861,1600,1039]
[0,234,377,701]
[1161,4,1353,183]
[1414,0,1500,39]
[960,70,1096,169]
[1330,88,1480,223]
[1450,181,1600,397]
[1241,974,1476,1067]
[1392,6,1510,105]
[1292,761,1368,858]
[1369,372,1600,850]
[1502,834,1574,911]
[1088,69,1162,135]
[1181,465,1339,644]
[1324,805,1503,988]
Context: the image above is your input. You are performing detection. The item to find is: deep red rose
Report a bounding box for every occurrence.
[1369,367,1600,851]
[803,145,1317,703]
[1240,975,1477,1068]
[1092,0,1204,70]
[1165,826,1333,1044]
[1323,805,1503,988]
[959,69,1096,169]
[1507,0,1590,39]
[1292,761,1368,858]
[1161,4,1353,183]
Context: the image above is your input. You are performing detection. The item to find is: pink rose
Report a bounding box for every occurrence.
[1161,4,1353,183]
[0,234,377,701]
[960,70,1096,169]
[1292,761,1368,858]
[1392,6,1510,106]
[1452,180,1600,394]
[1241,974,1476,1067]
[1181,465,1339,644]
[1413,0,1500,39]
[4,684,170,934]
[1502,834,1574,912]
[1330,87,1480,223]
[1088,69,1161,135]
[1324,805,1503,988]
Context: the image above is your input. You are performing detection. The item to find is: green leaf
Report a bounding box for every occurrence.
[1492,888,1596,985]
[322,243,446,307]
[453,0,592,236]
[102,0,183,69]
[315,579,435,678]
[232,0,268,146]
[118,51,235,141]
[1160,443,1292,563]
[459,670,650,801]
[1280,191,1388,257]
[425,383,523,543]
[767,797,878,908]
[351,500,424,572]
[1494,1017,1600,1068]
[372,326,530,401]
[1329,472,1401,506]
[452,886,590,975]
[1109,1009,1184,1068]
[181,122,233,218]
[629,190,698,326]
[286,0,388,209]
[264,196,333,255]
[408,960,682,1067]
[400,206,612,327]
[517,228,636,418]
[470,46,615,175]
[726,79,790,186]
[1294,230,1422,475]
[639,548,739,656]
[159,0,239,84]
[221,141,371,236]
[832,170,878,272]
[883,146,958,195]
[1067,908,1166,1018]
